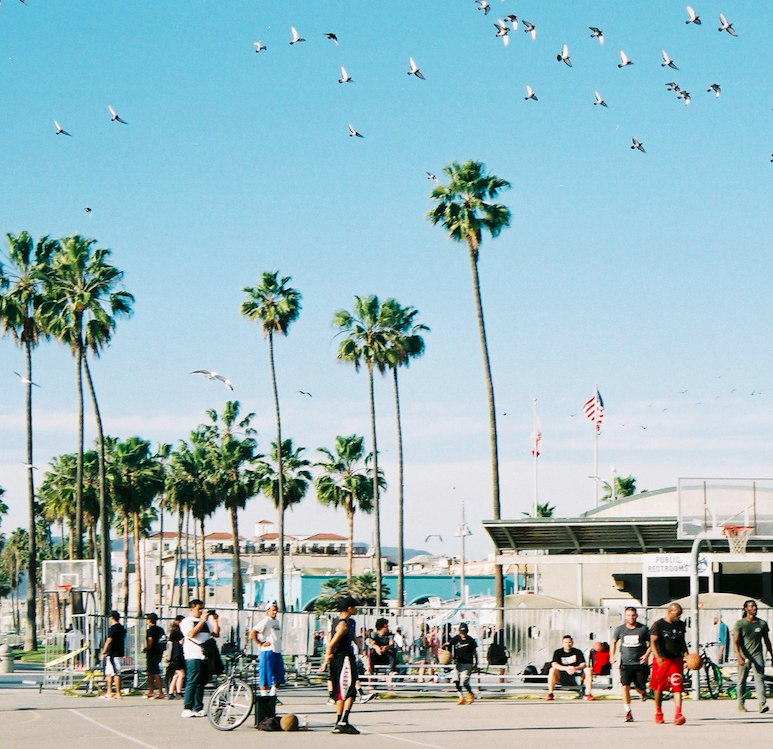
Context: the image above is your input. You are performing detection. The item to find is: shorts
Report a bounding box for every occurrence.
[146,655,162,675]
[557,670,581,687]
[650,657,684,693]
[104,656,122,676]
[620,665,649,691]
[329,653,357,702]
[258,651,286,688]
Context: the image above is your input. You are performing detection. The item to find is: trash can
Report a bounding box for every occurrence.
[0,644,14,674]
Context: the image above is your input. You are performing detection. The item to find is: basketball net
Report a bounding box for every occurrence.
[723,525,753,555]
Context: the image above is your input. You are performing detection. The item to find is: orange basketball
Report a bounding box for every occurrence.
[685,652,701,670]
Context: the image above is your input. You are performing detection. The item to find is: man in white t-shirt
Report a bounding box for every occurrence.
[179,599,219,718]
[250,601,285,697]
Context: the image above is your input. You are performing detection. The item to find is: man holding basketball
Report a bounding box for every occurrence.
[650,602,688,725]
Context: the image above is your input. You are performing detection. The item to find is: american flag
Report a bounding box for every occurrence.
[530,429,541,457]
[583,388,604,431]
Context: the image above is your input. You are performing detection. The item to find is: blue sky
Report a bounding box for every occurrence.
[1,0,772,558]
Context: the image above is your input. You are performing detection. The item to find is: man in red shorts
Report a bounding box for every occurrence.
[650,602,688,725]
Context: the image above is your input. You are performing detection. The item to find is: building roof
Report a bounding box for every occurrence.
[205,532,239,540]
[147,532,183,539]
[258,533,297,541]
[304,533,347,541]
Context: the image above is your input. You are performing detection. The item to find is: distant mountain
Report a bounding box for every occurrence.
[381,547,429,565]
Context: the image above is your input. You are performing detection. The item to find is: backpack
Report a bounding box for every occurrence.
[201,638,224,677]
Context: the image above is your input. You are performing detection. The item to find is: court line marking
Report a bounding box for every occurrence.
[309,714,451,749]
[70,710,163,749]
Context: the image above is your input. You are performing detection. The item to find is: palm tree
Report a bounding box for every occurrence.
[601,475,637,501]
[241,271,302,612]
[427,160,511,615]
[40,235,133,616]
[0,528,28,632]
[257,439,312,601]
[0,231,59,649]
[382,300,428,607]
[522,502,556,518]
[315,435,384,581]
[333,295,392,607]
[198,402,261,609]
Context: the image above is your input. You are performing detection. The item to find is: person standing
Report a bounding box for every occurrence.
[650,602,688,725]
[733,599,773,713]
[444,623,478,705]
[165,615,186,699]
[319,596,361,734]
[100,611,126,700]
[611,606,650,722]
[143,613,166,699]
[250,601,285,699]
[179,600,219,718]
[546,635,587,701]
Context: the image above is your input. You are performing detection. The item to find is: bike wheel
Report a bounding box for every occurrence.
[207,679,254,731]
[703,663,721,699]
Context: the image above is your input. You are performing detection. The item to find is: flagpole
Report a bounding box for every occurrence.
[594,385,599,508]
[532,398,538,516]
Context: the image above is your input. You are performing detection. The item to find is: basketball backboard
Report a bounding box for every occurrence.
[42,559,98,593]
[677,478,773,541]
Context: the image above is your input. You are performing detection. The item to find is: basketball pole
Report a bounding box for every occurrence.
[689,534,705,701]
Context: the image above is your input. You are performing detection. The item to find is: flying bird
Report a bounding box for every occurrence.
[593,91,607,107]
[426,171,439,183]
[686,5,701,24]
[84,207,92,215]
[325,33,338,45]
[108,105,128,124]
[253,41,267,53]
[348,123,363,138]
[665,81,681,92]
[677,89,691,105]
[289,26,305,44]
[589,26,604,44]
[338,66,352,83]
[504,14,518,31]
[631,137,645,152]
[707,83,721,97]
[618,50,633,67]
[476,0,490,15]
[718,13,737,36]
[54,119,71,136]
[298,391,313,397]
[407,57,425,79]
[494,19,509,46]
[524,85,538,101]
[14,372,40,387]
[557,43,572,66]
[661,50,678,69]
[191,369,233,390]
[522,20,536,39]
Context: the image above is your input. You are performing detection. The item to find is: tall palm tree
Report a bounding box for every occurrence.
[427,160,511,615]
[257,438,311,607]
[521,502,556,518]
[0,231,59,650]
[315,435,384,581]
[198,401,261,609]
[333,295,392,607]
[241,271,302,612]
[0,528,28,633]
[40,235,133,614]
[382,300,428,608]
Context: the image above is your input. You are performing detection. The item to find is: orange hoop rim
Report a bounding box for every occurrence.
[723,525,753,538]
[58,584,73,593]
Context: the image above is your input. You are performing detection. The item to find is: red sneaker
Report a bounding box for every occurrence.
[655,712,664,724]
[674,715,686,726]
[583,695,596,701]
[545,694,555,701]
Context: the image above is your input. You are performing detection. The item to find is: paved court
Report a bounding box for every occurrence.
[2,686,772,749]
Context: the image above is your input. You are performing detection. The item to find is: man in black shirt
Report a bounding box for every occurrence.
[100,610,126,700]
[546,635,587,700]
[368,618,397,674]
[611,606,650,721]
[143,613,166,699]
[650,602,688,725]
[444,623,478,705]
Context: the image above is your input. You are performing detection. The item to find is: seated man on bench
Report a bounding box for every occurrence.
[368,618,398,675]
[546,635,591,700]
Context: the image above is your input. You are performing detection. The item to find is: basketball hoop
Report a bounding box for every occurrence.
[723,525,753,554]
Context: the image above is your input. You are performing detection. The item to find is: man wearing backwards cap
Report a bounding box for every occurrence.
[250,601,285,699]
[443,623,478,705]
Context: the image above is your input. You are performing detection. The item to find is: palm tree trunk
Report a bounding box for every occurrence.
[367,363,383,608]
[193,516,200,599]
[199,519,206,603]
[74,344,85,561]
[133,511,142,616]
[68,519,74,560]
[24,340,37,651]
[392,367,405,609]
[268,332,286,612]
[59,519,65,559]
[158,501,164,610]
[171,508,183,607]
[83,357,111,617]
[122,515,130,619]
[346,504,354,581]
[467,239,504,622]
[230,505,243,608]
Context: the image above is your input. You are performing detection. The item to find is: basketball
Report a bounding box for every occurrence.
[685,652,701,670]
[280,714,299,732]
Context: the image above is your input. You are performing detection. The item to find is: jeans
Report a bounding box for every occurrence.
[184,658,206,712]
[737,658,767,708]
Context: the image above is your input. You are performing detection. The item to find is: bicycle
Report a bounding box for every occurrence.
[207,646,259,731]
[647,642,723,700]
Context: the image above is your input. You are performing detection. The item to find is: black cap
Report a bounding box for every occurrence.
[459,623,469,633]
[336,596,357,612]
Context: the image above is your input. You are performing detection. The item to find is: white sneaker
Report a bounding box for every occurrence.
[180,709,196,718]
[194,710,207,718]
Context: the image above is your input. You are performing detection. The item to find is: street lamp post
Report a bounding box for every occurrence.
[455,504,472,604]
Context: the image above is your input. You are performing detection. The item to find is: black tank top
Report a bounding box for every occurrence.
[331,618,352,658]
